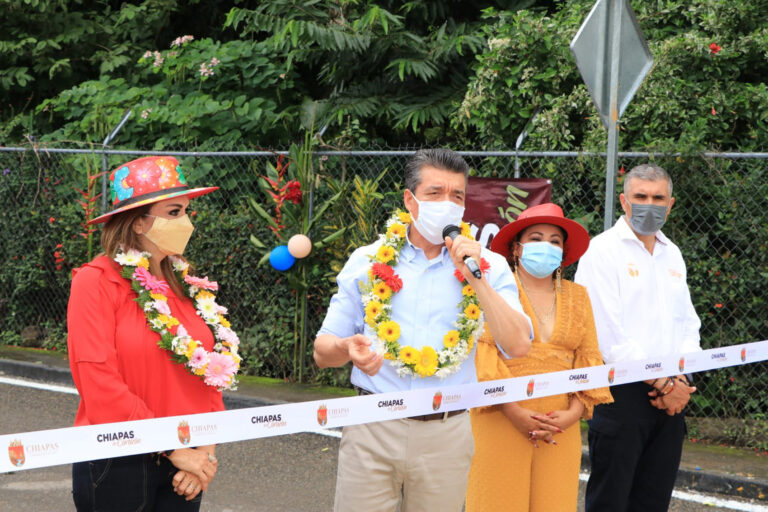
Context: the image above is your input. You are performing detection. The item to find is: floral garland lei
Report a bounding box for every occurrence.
[359,210,489,379]
[115,249,241,391]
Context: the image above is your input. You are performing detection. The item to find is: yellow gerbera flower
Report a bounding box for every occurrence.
[378,321,401,342]
[398,345,420,365]
[386,223,406,238]
[150,292,167,301]
[373,282,393,301]
[219,315,231,328]
[365,301,383,319]
[376,245,396,263]
[184,340,199,359]
[462,284,475,297]
[398,211,412,224]
[414,346,438,377]
[460,222,472,239]
[193,365,207,376]
[365,314,377,328]
[196,290,215,301]
[157,315,179,328]
[466,336,476,354]
[383,351,396,361]
[443,330,460,348]
[464,304,481,320]
[137,257,150,269]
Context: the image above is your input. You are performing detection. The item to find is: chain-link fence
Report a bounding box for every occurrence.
[1,146,766,448]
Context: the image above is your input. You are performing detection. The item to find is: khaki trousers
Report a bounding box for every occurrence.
[334,412,474,512]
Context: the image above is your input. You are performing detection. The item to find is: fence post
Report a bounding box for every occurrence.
[101,109,134,213]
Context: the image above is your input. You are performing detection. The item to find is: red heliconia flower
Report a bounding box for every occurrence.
[709,43,722,55]
[283,180,302,205]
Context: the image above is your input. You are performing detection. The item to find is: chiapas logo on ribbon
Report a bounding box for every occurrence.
[178,421,191,445]
[432,391,443,411]
[317,405,328,427]
[8,440,25,467]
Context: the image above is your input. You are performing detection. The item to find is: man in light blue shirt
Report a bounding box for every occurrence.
[314,148,532,512]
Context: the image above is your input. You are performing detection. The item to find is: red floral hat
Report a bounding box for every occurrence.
[88,156,218,224]
[490,203,590,267]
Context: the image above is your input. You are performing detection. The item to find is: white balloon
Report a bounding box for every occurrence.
[287,234,312,258]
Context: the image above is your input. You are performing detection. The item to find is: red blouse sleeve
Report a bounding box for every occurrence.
[67,264,155,424]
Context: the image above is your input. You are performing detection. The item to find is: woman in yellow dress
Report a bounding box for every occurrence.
[466,203,613,512]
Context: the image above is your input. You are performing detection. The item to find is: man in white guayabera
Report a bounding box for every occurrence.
[314,148,533,512]
[575,163,702,512]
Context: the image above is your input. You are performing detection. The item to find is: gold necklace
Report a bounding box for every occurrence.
[516,272,557,326]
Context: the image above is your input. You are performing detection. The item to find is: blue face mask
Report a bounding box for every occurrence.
[519,242,563,278]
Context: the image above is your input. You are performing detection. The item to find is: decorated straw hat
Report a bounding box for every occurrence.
[88,156,218,224]
[490,203,590,267]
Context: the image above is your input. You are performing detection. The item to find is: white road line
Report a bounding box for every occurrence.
[5,376,765,510]
[0,376,79,395]
[579,472,768,511]
[306,428,343,438]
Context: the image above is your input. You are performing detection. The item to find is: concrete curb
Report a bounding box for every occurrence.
[2,357,766,502]
[579,447,767,502]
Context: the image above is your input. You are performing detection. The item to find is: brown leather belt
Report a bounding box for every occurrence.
[354,386,467,422]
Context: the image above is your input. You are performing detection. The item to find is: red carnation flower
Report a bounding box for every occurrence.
[709,43,722,55]
[479,258,491,275]
[386,274,403,293]
[372,262,395,280]
[454,268,467,283]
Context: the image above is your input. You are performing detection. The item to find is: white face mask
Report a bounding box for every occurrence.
[409,193,465,245]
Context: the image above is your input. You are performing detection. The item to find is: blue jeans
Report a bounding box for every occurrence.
[72,453,203,512]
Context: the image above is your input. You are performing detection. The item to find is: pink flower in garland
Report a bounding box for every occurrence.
[205,352,238,388]
[184,274,219,291]
[133,267,170,295]
[188,347,209,370]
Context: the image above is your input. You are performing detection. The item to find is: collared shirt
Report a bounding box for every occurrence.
[574,217,701,364]
[318,233,532,393]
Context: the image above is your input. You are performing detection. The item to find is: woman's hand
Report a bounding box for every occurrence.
[166,447,218,491]
[172,471,203,500]
[500,402,561,447]
[532,408,581,433]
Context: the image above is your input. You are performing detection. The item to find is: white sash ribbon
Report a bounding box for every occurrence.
[3,340,765,473]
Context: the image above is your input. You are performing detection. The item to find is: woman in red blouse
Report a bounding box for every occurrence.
[67,156,239,511]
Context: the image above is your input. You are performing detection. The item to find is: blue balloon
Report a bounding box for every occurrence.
[269,245,295,271]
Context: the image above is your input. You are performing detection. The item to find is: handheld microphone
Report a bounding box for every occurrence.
[442,225,482,279]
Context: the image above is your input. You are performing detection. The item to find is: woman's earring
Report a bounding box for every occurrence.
[555,266,562,293]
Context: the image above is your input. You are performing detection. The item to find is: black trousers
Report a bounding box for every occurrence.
[72,453,203,512]
[585,382,686,512]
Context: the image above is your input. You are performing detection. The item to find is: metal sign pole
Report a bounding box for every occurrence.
[570,0,653,232]
[604,0,622,231]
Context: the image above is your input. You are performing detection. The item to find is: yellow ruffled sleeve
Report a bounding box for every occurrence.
[474,323,514,382]
[572,285,614,419]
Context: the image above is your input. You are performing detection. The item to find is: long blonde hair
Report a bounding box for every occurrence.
[100,206,185,297]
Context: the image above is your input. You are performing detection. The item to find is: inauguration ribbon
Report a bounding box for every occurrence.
[2,340,766,474]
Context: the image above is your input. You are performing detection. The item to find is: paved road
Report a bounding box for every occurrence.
[1,381,765,512]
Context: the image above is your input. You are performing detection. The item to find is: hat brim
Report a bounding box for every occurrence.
[88,186,219,225]
[490,214,590,267]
